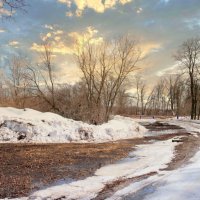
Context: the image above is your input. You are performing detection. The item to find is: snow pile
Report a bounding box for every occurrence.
[29,138,177,200]
[0,107,146,143]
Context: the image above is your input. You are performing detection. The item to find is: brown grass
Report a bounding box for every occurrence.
[0,140,144,198]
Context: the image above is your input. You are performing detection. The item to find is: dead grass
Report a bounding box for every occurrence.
[0,140,144,198]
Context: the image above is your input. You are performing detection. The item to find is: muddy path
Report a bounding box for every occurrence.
[0,121,198,199]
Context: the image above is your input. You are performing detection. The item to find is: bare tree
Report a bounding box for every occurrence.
[145,78,169,116]
[135,76,141,115]
[8,54,31,108]
[166,75,176,114]
[140,81,146,115]
[27,42,60,113]
[76,36,141,123]
[0,0,26,18]
[134,76,146,115]
[103,37,141,121]
[166,74,185,118]
[175,38,200,119]
[76,41,105,123]
[0,69,10,105]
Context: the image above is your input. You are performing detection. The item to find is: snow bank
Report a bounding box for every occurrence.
[0,107,146,143]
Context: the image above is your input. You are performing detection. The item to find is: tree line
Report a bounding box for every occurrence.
[0,37,142,124]
[126,38,200,120]
[0,37,200,123]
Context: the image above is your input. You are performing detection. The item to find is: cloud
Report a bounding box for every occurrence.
[30,26,103,55]
[57,0,132,16]
[68,26,103,46]
[41,26,64,41]
[2,0,200,86]
[141,42,162,58]
[8,41,19,47]
[31,42,71,54]
[156,62,179,77]
[184,18,200,30]
[57,62,82,84]
[44,24,54,30]
[160,0,170,3]
[0,29,6,33]
[0,1,15,17]
[0,8,12,17]
[136,7,143,14]
[66,11,73,17]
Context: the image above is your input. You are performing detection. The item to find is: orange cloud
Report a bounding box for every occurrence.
[58,0,133,16]
[31,26,103,55]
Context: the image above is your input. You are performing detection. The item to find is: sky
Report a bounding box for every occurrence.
[0,0,200,87]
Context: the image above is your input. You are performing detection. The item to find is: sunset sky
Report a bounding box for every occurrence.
[0,0,200,86]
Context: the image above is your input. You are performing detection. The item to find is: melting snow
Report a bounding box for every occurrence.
[28,138,177,200]
[0,107,146,143]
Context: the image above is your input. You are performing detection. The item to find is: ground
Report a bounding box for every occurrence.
[1,121,200,199]
[0,140,141,198]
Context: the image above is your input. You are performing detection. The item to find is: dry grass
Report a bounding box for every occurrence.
[0,140,144,198]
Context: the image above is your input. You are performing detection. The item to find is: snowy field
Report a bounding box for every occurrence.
[0,107,146,143]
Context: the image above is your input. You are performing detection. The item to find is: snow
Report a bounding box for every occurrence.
[134,118,157,124]
[96,139,176,178]
[2,110,200,199]
[168,119,200,136]
[28,138,177,200]
[106,174,160,200]
[108,119,200,200]
[0,107,146,143]
[133,118,185,137]
[135,117,200,137]
[143,149,200,200]
[109,149,200,200]
[144,129,185,137]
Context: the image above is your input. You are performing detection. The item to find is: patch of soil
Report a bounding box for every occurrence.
[0,139,145,198]
[164,134,200,171]
[144,121,184,131]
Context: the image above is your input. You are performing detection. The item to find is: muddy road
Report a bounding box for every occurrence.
[0,122,199,199]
